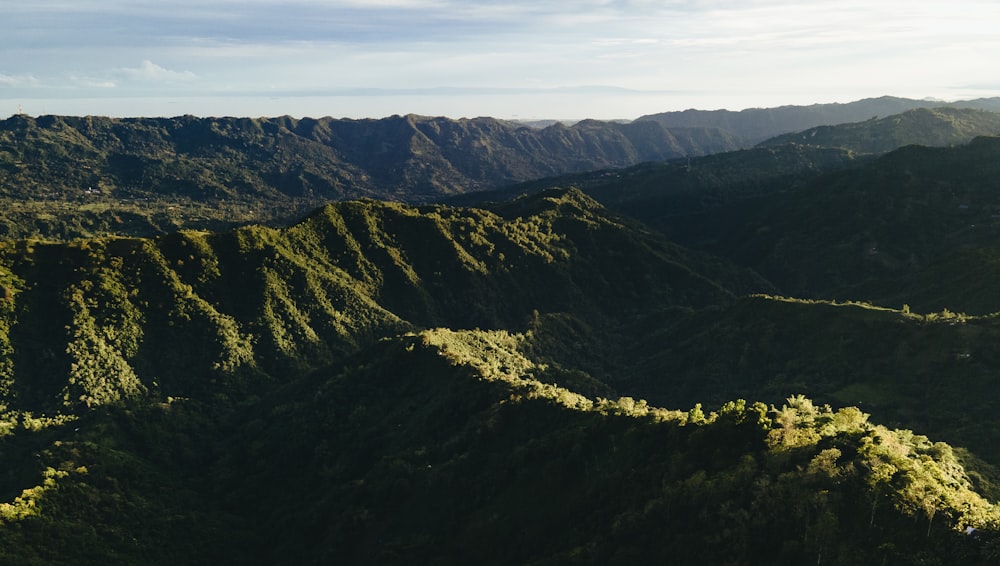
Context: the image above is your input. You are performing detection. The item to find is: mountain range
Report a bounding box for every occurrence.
[2,98,1000,563]
[4,97,1000,243]
[756,107,1000,154]
[638,95,1000,145]
[0,112,739,204]
[1,187,998,564]
[614,137,1000,314]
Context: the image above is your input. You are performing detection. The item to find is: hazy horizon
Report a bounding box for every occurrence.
[2,92,991,123]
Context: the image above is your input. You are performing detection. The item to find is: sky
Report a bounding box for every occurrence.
[3,0,1000,120]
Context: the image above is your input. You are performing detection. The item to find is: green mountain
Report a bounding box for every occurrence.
[2,326,998,565]
[189,330,1000,564]
[448,143,866,216]
[503,133,1000,316]
[443,153,1000,465]
[652,136,1000,314]
[0,187,755,416]
[454,144,875,278]
[757,107,1000,154]
[618,295,1000,465]
[637,95,1000,145]
[0,113,741,240]
[0,187,995,563]
[4,115,1000,563]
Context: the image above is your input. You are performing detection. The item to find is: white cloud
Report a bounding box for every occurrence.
[0,73,40,87]
[5,0,1000,117]
[115,60,196,82]
[79,79,117,89]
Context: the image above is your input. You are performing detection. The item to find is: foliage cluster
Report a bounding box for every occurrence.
[151,330,1000,564]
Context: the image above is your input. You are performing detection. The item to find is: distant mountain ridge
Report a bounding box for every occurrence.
[4,97,1000,242]
[0,113,740,204]
[638,95,1000,145]
[756,107,1000,153]
[478,127,1000,317]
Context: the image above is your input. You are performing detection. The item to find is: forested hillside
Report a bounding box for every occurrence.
[637,95,1000,144]
[5,101,1000,563]
[757,107,1000,154]
[0,188,752,413]
[0,112,742,240]
[659,136,1000,313]
[505,131,1000,314]
[2,101,994,242]
[0,185,998,564]
[4,327,998,564]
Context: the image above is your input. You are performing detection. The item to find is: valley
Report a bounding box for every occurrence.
[2,98,1000,564]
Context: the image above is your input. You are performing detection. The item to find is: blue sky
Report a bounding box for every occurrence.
[4,0,1000,120]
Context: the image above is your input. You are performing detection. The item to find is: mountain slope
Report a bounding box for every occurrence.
[0,188,754,415]
[757,107,1000,154]
[0,113,738,206]
[1,329,997,565]
[618,295,1000,464]
[656,136,1000,313]
[451,143,867,240]
[0,184,997,563]
[638,95,1000,145]
[214,329,1000,565]
[499,135,1000,316]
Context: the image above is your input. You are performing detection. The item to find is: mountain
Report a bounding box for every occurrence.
[618,295,1000,465]
[448,142,866,213]
[6,99,1000,243]
[453,142,870,258]
[440,143,1000,467]
[0,187,756,415]
[0,185,997,563]
[652,136,1000,314]
[0,113,742,240]
[1,326,998,565]
[194,330,1000,564]
[637,95,1000,145]
[756,107,1000,154]
[6,107,1000,564]
[500,132,1000,316]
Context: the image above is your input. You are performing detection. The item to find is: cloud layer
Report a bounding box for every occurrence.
[4,1,1000,118]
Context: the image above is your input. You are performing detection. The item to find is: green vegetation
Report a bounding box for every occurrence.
[0,113,744,240]
[637,95,1000,144]
[757,107,1000,154]
[501,132,1000,315]
[663,136,1000,314]
[4,109,1000,563]
[2,329,998,565]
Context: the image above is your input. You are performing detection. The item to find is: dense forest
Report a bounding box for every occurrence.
[2,101,1000,564]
